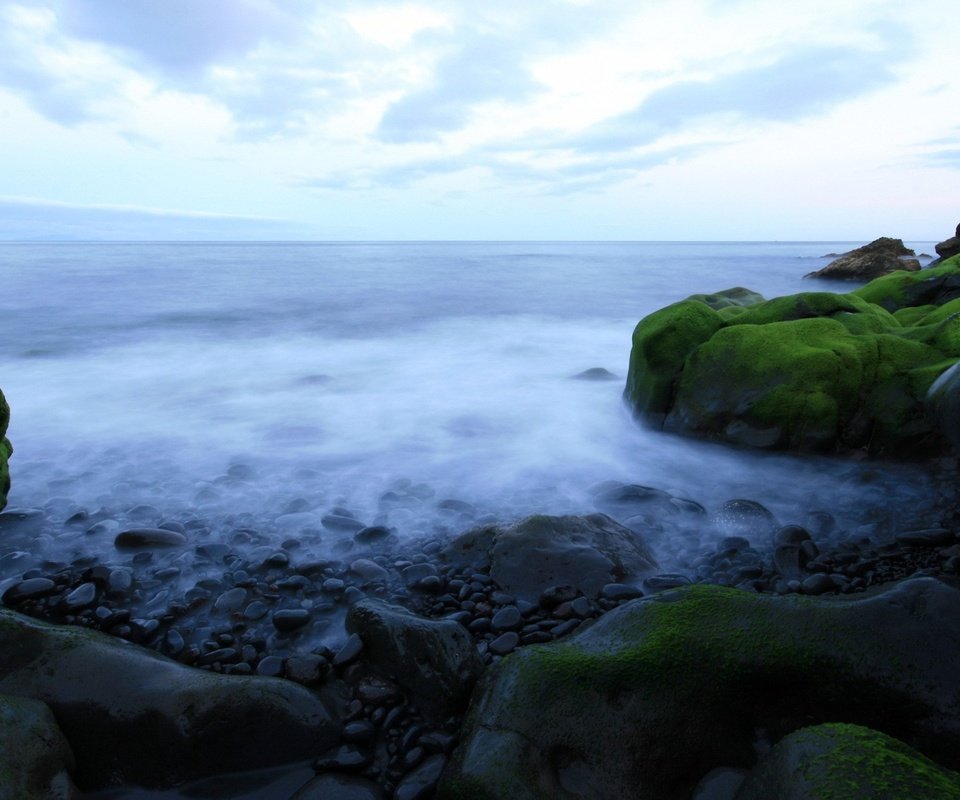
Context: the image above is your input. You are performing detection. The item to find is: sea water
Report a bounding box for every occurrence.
[0,240,943,574]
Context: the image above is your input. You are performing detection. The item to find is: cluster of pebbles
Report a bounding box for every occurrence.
[2,467,959,798]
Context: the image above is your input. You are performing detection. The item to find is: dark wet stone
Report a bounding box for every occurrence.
[285,654,326,685]
[489,632,520,656]
[198,647,239,666]
[291,773,384,800]
[256,655,284,677]
[801,573,837,595]
[2,578,57,603]
[322,514,364,533]
[572,367,617,381]
[114,528,187,549]
[272,609,311,632]
[437,498,477,515]
[393,754,446,800]
[355,525,391,544]
[195,543,230,561]
[775,525,812,546]
[896,529,955,547]
[313,745,371,772]
[63,582,97,609]
[539,585,578,610]
[349,559,389,582]
[402,563,438,587]
[342,719,377,744]
[491,606,522,632]
[0,508,46,534]
[264,551,290,568]
[600,583,643,602]
[323,578,346,593]
[356,676,401,706]
[644,574,692,591]
[214,587,248,613]
[712,500,779,539]
[333,633,364,667]
[774,545,802,579]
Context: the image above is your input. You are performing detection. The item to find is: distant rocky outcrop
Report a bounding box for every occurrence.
[934,221,960,265]
[806,237,920,280]
[0,388,10,511]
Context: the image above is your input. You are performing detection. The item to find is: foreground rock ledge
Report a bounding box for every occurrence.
[439,577,960,800]
[0,608,342,790]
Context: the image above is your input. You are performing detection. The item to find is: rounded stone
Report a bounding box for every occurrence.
[491,606,522,632]
[272,609,311,632]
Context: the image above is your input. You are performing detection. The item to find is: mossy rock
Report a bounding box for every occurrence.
[0,387,9,511]
[440,577,960,800]
[624,263,960,455]
[853,254,960,311]
[0,694,79,799]
[735,723,960,800]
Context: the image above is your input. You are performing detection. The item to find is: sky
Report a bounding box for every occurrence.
[0,0,956,240]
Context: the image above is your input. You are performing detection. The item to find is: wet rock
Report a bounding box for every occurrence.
[442,578,960,800]
[332,633,364,668]
[491,606,522,632]
[0,694,79,799]
[322,514,364,534]
[290,773,384,800]
[0,608,342,788]
[272,609,311,632]
[350,558,389,583]
[62,582,97,610]
[488,632,520,656]
[736,723,960,800]
[313,744,371,772]
[114,528,187,549]
[394,754,446,800]
[355,525,392,544]
[713,500,779,540]
[571,367,617,381]
[214,587,248,613]
[402,563,438,587]
[440,514,657,603]
[805,237,919,280]
[896,528,955,547]
[346,598,483,718]
[2,577,57,603]
[600,583,644,602]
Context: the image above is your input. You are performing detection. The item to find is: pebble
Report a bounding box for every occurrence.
[256,655,284,677]
[2,577,57,602]
[114,528,187,549]
[333,633,364,667]
[272,609,311,632]
[488,632,519,656]
[350,559,389,582]
[243,601,269,620]
[355,525,392,544]
[402,563,437,587]
[322,514,364,533]
[800,573,837,595]
[895,528,955,547]
[214,587,247,613]
[600,583,643,602]
[491,606,522,632]
[63,582,97,609]
[393,754,446,800]
[314,744,371,772]
[644,574,692,591]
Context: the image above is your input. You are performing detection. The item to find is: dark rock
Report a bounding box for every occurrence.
[62,582,97,610]
[322,514,364,534]
[805,237,919,280]
[0,608,342,788]
[440,514,657,603]
[313,744,371,772]
[290,773,384,800]
[490,606,522,632]
[402,563,438,587]
[488,632,520,656]
[256,655,284,677]
[332,633,364,667]
[895,528,955,547]
[285,654,326,685]
[927,362,960,452]
[935,235,960,262]
[114,528,187,550]
[539,585,579,609]
[713,500,779,540]
[800,573,837,595]
[441,578,960,799]
[214,587,247,613]
[0,694,79,798]
[355,525,392,544]
[2,577,57,603]
[736,723,960,800]
[643,574,691,591]
[571,367,618,381]
[600,583,644,602]
[394,754,446,800]
[272,609,311,632]
[346,599,483,718]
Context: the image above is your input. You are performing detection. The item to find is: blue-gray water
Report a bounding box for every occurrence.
[0,241,943,573]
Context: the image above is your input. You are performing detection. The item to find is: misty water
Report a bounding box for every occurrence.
[0,240,945,586]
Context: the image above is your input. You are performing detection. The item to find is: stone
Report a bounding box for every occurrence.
[895,528,955,547]
[805,237,920,280]
[936,235,960,262]
[440,514,657,603]
[290,773,384,800]
[272,608,311,632]
[441,577,960,800]
[395,754,446,800]
[2,577,57,603]
[571,367,618,381]
[713,500,779,540]
[349,558,389,582]
[927,361,960,451]
[214,587,248,613]
[0,694,79,799]
[62,582,97,610]
[346,598,483,718]
[114,528,187,549]
[332,633,364,667]
[735,723,960,799]
[488,632,520,656]
[0,608,341,789]
[626,278,960,455]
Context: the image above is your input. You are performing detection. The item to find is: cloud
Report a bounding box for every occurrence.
[574,42,906,151]
[375,32,541,143]
[0,197,302,240]
[921,149,960,168]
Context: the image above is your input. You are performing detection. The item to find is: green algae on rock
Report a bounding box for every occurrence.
[439,578,960,800]
[734,723,960,800]
[624,256,960,454]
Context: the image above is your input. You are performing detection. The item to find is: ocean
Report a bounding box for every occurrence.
[0,240,944,579]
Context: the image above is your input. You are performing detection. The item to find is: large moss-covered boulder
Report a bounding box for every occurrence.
[625,256,960,454]
[0,387,10,511]
[440,577,960,800]
[735,723,960,800]
[0,608,343,790]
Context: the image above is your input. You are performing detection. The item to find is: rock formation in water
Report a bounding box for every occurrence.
[624,256,960,455]
[805,237,920,280]
[0,387,10,511]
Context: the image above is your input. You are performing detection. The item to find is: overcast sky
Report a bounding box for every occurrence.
[0,0,956,240]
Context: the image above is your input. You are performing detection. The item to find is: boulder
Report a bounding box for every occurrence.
[345,598,483,719]
[0,386,10,511]
[441,577,960,800]
[0,608,342,790]
[625,260,960,454]
[0,694,79,799]
[735,723,960,800]
[439,514,657,602]
[935,221,960,264]
[805,237,920,280]
[926,360,960,450]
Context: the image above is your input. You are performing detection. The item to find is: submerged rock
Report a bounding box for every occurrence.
[624,259,960,455]
[441,577,960,800]
[805,237,920,280]
[0,386,11,512]
[439,513,657,602]
[0,608,342,790]
[735,723,960,800]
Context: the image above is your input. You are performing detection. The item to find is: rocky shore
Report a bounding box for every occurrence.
[5,234,960,799]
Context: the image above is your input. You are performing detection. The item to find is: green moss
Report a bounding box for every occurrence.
[624,300,723,421]
[800,724,960,800]
[685,286,766,311]
[853,254,960,311]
